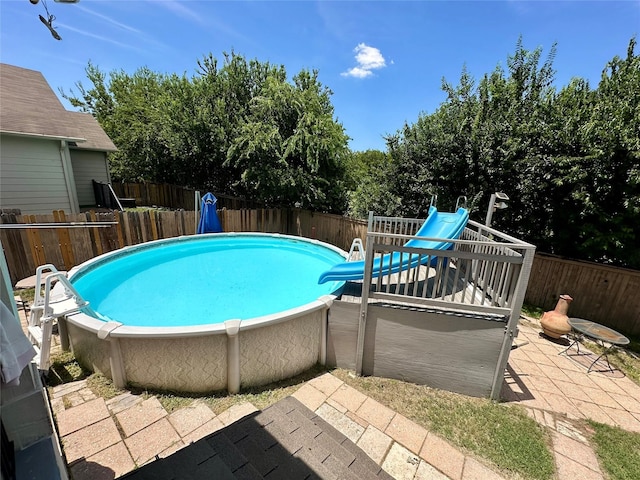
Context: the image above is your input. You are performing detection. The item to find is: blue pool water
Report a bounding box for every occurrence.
[71,235,345,327]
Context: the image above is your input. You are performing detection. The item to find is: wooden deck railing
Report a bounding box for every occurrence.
[360,218,536,316]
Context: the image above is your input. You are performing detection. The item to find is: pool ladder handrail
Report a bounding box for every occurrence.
[28,264,88,371]
[347,238,365,261]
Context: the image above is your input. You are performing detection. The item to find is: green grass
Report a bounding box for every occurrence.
[521,302,544,319]
[332,369,555,480]
[47,351,90,386]
[86,374,127,400]
[15,287,35,304]
[123,364,328,414]
[589,421,640,480]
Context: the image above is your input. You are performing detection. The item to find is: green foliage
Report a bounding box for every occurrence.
[226,69,349,211]
[344,149,400,218]
[63,53,349,212]
[385,37,640,268]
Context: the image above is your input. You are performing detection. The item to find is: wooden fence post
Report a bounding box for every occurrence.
[149,210,158,240]
[54,210,75,270]
[113,210,125,248]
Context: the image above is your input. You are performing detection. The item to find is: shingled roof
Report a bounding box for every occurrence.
[0,63,116,151]
[67,111,117,152]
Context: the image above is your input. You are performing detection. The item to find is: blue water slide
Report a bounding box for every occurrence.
[318,206,469,284]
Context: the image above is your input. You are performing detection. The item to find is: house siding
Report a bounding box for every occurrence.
[0,135,73,214]
[70,150,110,207]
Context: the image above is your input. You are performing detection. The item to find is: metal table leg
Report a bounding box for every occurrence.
[559,332,582,356]
[586,340,616,373]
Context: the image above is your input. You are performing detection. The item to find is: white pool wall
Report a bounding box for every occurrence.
[62,233,345,393]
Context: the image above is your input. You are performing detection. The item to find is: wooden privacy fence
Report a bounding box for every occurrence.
[0,208,366,286]
[111,182,262,210]
[525,253,640,335]
[1,209,195,285]
[2,208,639,335]
[219,209,367,253]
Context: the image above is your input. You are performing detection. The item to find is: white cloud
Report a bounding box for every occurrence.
[342,43,387,78]
[342,67,373,79]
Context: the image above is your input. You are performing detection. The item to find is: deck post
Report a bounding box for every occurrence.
[57,316,70,351]
[320,309,327,365]
[366,211,374,250]
[355,232,375,375]
[489,245,536,400]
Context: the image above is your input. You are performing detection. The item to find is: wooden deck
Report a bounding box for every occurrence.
[338,261,492,308]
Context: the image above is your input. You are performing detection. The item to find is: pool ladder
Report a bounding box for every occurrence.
[27,264,88,371]
[347,238,365,261]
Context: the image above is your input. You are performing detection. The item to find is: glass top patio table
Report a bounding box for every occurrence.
[568,318,630,346]
[561,318,630,373]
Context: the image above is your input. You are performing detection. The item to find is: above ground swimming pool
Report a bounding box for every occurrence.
[61,233,347,393]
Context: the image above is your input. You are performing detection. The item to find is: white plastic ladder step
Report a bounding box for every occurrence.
[33,345,41,365]
[46,297,88,318]
[28,325,44,347]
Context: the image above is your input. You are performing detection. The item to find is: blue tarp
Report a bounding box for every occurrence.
[196,192,223,234]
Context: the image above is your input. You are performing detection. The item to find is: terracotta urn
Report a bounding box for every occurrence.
[540,294,573,339]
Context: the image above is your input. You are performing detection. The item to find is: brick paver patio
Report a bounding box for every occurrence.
[45,318,640,479]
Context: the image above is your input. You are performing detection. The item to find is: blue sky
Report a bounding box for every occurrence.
[1,1,638,152]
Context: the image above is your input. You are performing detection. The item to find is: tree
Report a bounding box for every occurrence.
[226,69,349,211]
[63,54,350,211]
[386,40,557,218]
[344,149,399,218]
[64,64,195,184]
[383,37,640,268]
[552,37,640,266]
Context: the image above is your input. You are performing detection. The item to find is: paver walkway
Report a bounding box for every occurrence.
[121,396,395,479]
[53,373,500,480]
[503,319,640,480]
[45,319,640,479]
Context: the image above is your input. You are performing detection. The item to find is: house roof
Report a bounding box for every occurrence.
[0,63,116,152]
[67,111,117,152]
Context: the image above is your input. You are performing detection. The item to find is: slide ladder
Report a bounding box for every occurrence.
[347,238,365,261]
[28,265,88,370]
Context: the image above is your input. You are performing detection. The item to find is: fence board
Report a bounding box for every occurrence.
[0,213,32,282]
[53,210,75,270]
[88,211,103,257]
[114,211,125,248]
[67,214,95,266]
